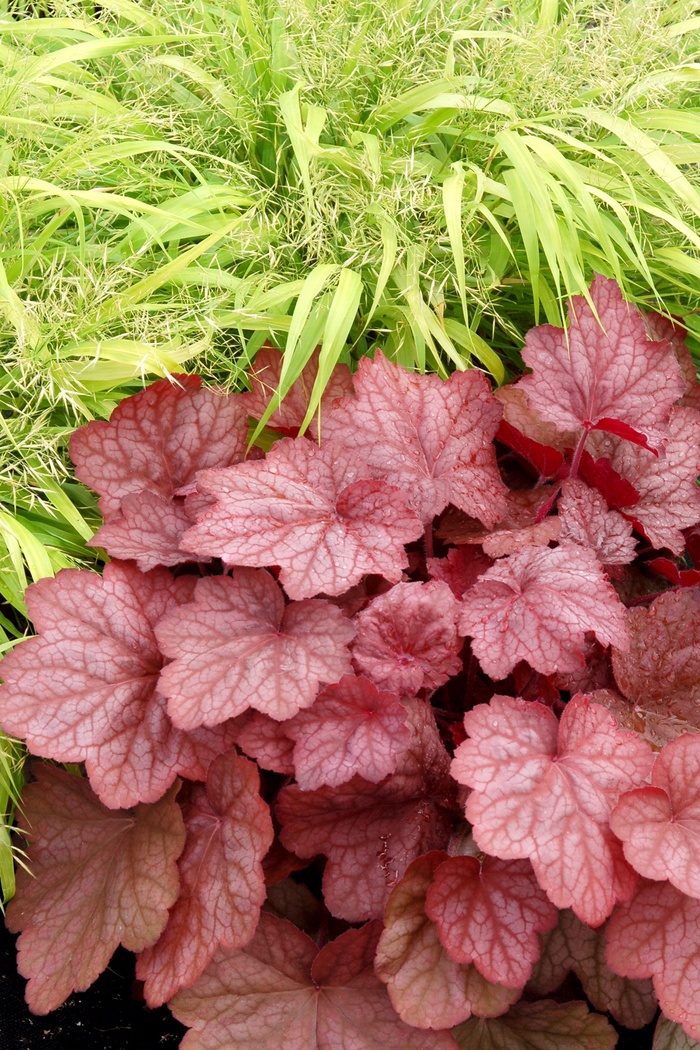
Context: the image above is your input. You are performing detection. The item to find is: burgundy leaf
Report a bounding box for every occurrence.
[156,569,355,728]
[425,855,558,987]
[519,274,684,450]
[610,734,700,899]
[0,562,235,808]
[5,765,184,1014]
[457,543,628,679]
[285,674,411,790]
[181,437,423,599]
[136,751,273,1006]
[352,581,462,695]
[70,375,248,518]
[374,852,519,1030]
[427,546,493,599]
[323,350,508,525]
[239,344,354,436]
[451,693,654,925]
[529,908,657,1029]
[452,999,618,1050]
[169,913,456,1049]
[558,478,637,566]
[277,701,457,921]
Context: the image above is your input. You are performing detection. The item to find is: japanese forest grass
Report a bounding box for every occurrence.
[0,0,700,900]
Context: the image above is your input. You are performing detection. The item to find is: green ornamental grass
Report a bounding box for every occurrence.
[0,0,699,899]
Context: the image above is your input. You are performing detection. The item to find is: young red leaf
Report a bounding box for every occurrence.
[529,908,657,1029]
[452,694,654,925]
[277,701,457,921]
[136,750,273,1007]
[587,407,700,553]
[457,544,628,679]
[374,852,519,1030]
[0,562,234,808]
[427,546,493,599]
[579,450,641,509]
[654,1014,700,1050]
[424,855,558,987]
[351,581,462,695]
[647,557,700,588]
[234,710,295,774]
[239,344,354,436]
[495,385,572,478]
[285,674,411,790]
[606,879,700,1040]
[322,350,508,525]
[612,589,700,715]
[90,490,198,571]
[4,765,185,1014]
[181,438,423,599]
[70,375,248,517]
[558,478,637,566]
[156,569,355,728]
[451,999,617,1050]
[610,734,700,898]
[169,913,457,1050]
[519,274,684,451]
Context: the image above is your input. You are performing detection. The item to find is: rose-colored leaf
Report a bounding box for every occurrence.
[438,490,560,557]
[239,344,354,436]
[374,852,519,1030]
[612,589,700,715]
[587,407,700,553]
[558,478,637,566]
[610,734,700,898]
[285,674,411,790]
[181,437,423,599]
[4,765,184,1014]
[156,569,355,728]
[606,879,700,1040]
[169,913,456,1050]
[136,751,273,1006]
[451,999,617,1050]
[495,385,572,477]
[323,350,508,525]
[654,1013,700,1050]
[644,312,700,413]
[452,694,654,925]
[593,688,700,751]
[427,546,493,599]
[277,701,457,921]
[90,491,199,571]
[0,562,234,808]
[425,855,558,987]
[457,544,628,679]
[352,581,462,695]
[520,274,684,450]
[554,638,615,697]
[529,908,657,1029]
[234,711,295,774]
[70,375,248,518]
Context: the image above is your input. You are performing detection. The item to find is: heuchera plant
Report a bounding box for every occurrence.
[2,275,700,1048]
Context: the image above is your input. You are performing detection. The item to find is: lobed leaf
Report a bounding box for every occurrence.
[451,999,618,1049]
[558,478,637,566]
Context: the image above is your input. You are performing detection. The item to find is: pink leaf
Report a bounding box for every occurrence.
[0,562,235,808]
[239,344,354,436]
[352,581,463,695]
[529,908,657,1029]
[558,478,637,566]
[4,765,184,1014]
[438,490,560,557]
[136,751,273,1006]
[644,312,700,413]
[427,546,493,599]
[169,913,457,1050]
[181,438,423,599]
[156,569,355,728]
[374,852,519,1030]
[586,406,700,554]
[612,589,700,715]
[285,674,411,790]
[70,375,248,518]
[234,711,295,774]
[90,491,199,571]
[277,701,457,921]
[610,734,700,898]
[451,999,618,1050]
[457,544,628,679]
[452,694,654,925]
[323,350,508,525]
[519,274,684,450]
[424,855,558,987]
[606,879,700,1040]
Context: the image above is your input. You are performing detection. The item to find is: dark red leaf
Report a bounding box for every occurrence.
[647,558,700,588]
[579,450,641,510]
[427,547,493,599]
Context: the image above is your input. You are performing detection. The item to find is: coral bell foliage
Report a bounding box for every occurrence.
[2,276,700,1047]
